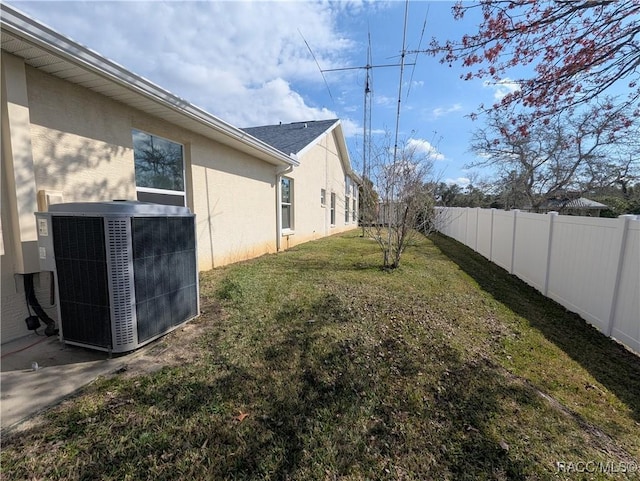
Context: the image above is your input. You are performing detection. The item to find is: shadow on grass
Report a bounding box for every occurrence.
[430,233,640,423]
[192,293,536,479]
[3,291,542,480]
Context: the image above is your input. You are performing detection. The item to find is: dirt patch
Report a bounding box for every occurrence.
[111,300,223,379]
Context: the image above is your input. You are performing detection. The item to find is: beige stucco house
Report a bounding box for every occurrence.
[1,5,359,344]
[242,120,359,250]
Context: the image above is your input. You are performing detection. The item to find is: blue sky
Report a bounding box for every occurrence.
[10,1,520,186]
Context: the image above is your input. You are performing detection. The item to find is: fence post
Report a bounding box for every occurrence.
[606,215,634,336]
[510,210,519,274]
[543,212,558,296]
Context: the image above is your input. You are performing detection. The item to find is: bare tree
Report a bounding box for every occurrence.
[468,104,639,211]
[366,137,437,269]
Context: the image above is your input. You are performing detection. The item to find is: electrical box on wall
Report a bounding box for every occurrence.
[35,201,199,353]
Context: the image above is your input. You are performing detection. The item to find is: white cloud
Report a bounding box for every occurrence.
[374,94,395,107]
[407,138,445,161]
[445,177,471,187]
[339,118,361,138]
[483,78,521,100]
[15,1,356,127]
[432,103,462,119]
[342,105,359,113]
[338,121,386,140]
[230,79,338,127]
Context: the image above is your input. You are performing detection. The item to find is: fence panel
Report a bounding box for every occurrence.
[451,208,467,243]
[610,220,640,352]
[491,210,516,272]
[466,208,479,250]
[512,212,550,292]
[547,216,621,333]
[434,207,639,354]
[476,209,494,260]
[437,207,465,243]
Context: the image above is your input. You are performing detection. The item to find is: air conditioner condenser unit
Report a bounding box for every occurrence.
[35,201,199,353]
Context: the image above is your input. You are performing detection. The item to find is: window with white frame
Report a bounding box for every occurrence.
[345,195,350,223]
[133,129,185,206]
[281,177,294,230]
[353,187,358,222]
[321,188,326,207]
[330,192,336,225]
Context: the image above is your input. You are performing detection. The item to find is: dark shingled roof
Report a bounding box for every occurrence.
[241,119,338,156]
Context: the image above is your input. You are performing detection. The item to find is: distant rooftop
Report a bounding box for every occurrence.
[545,197,609,209]
[241,119,338,156]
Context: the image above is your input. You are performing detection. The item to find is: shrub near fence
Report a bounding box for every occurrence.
[435,207,640,354]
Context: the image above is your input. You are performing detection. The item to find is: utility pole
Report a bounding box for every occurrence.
[302,1,420,234]
[324,59,415,233]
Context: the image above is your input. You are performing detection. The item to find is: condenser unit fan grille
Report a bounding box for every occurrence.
[132,217,198,343]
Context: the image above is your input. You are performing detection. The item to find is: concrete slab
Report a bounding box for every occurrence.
[1,334,126,432]
[0,319,207,433]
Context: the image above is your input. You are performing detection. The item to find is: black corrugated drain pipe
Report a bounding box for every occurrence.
[23,273,58,337]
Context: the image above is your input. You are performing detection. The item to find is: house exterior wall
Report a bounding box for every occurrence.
[24,66,276,272]
[190,142,278,269]
[27,66,137,203]
[0,56,280,343]
[1,50,356,344]
[284,130,358,249]
[1,53,52,343]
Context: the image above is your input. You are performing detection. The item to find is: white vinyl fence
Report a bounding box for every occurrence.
[435,207,640,354]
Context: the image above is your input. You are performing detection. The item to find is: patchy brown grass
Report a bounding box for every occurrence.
[1,231,639,480]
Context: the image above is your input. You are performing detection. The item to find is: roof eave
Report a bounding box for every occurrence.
[295,120,339,158]
[333,120,360,183]
[294,120,358,182]
[0,3,298,168]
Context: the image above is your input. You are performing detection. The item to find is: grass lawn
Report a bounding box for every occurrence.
[2,232,639,480]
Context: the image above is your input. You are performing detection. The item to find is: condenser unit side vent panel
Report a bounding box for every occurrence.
[52,216,111,348]
[106,218,136,349]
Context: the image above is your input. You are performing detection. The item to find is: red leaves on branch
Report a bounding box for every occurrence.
[484,44,503,63]
[516,125,529,137]
[432,1,640,121]
[452,2,465,20]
